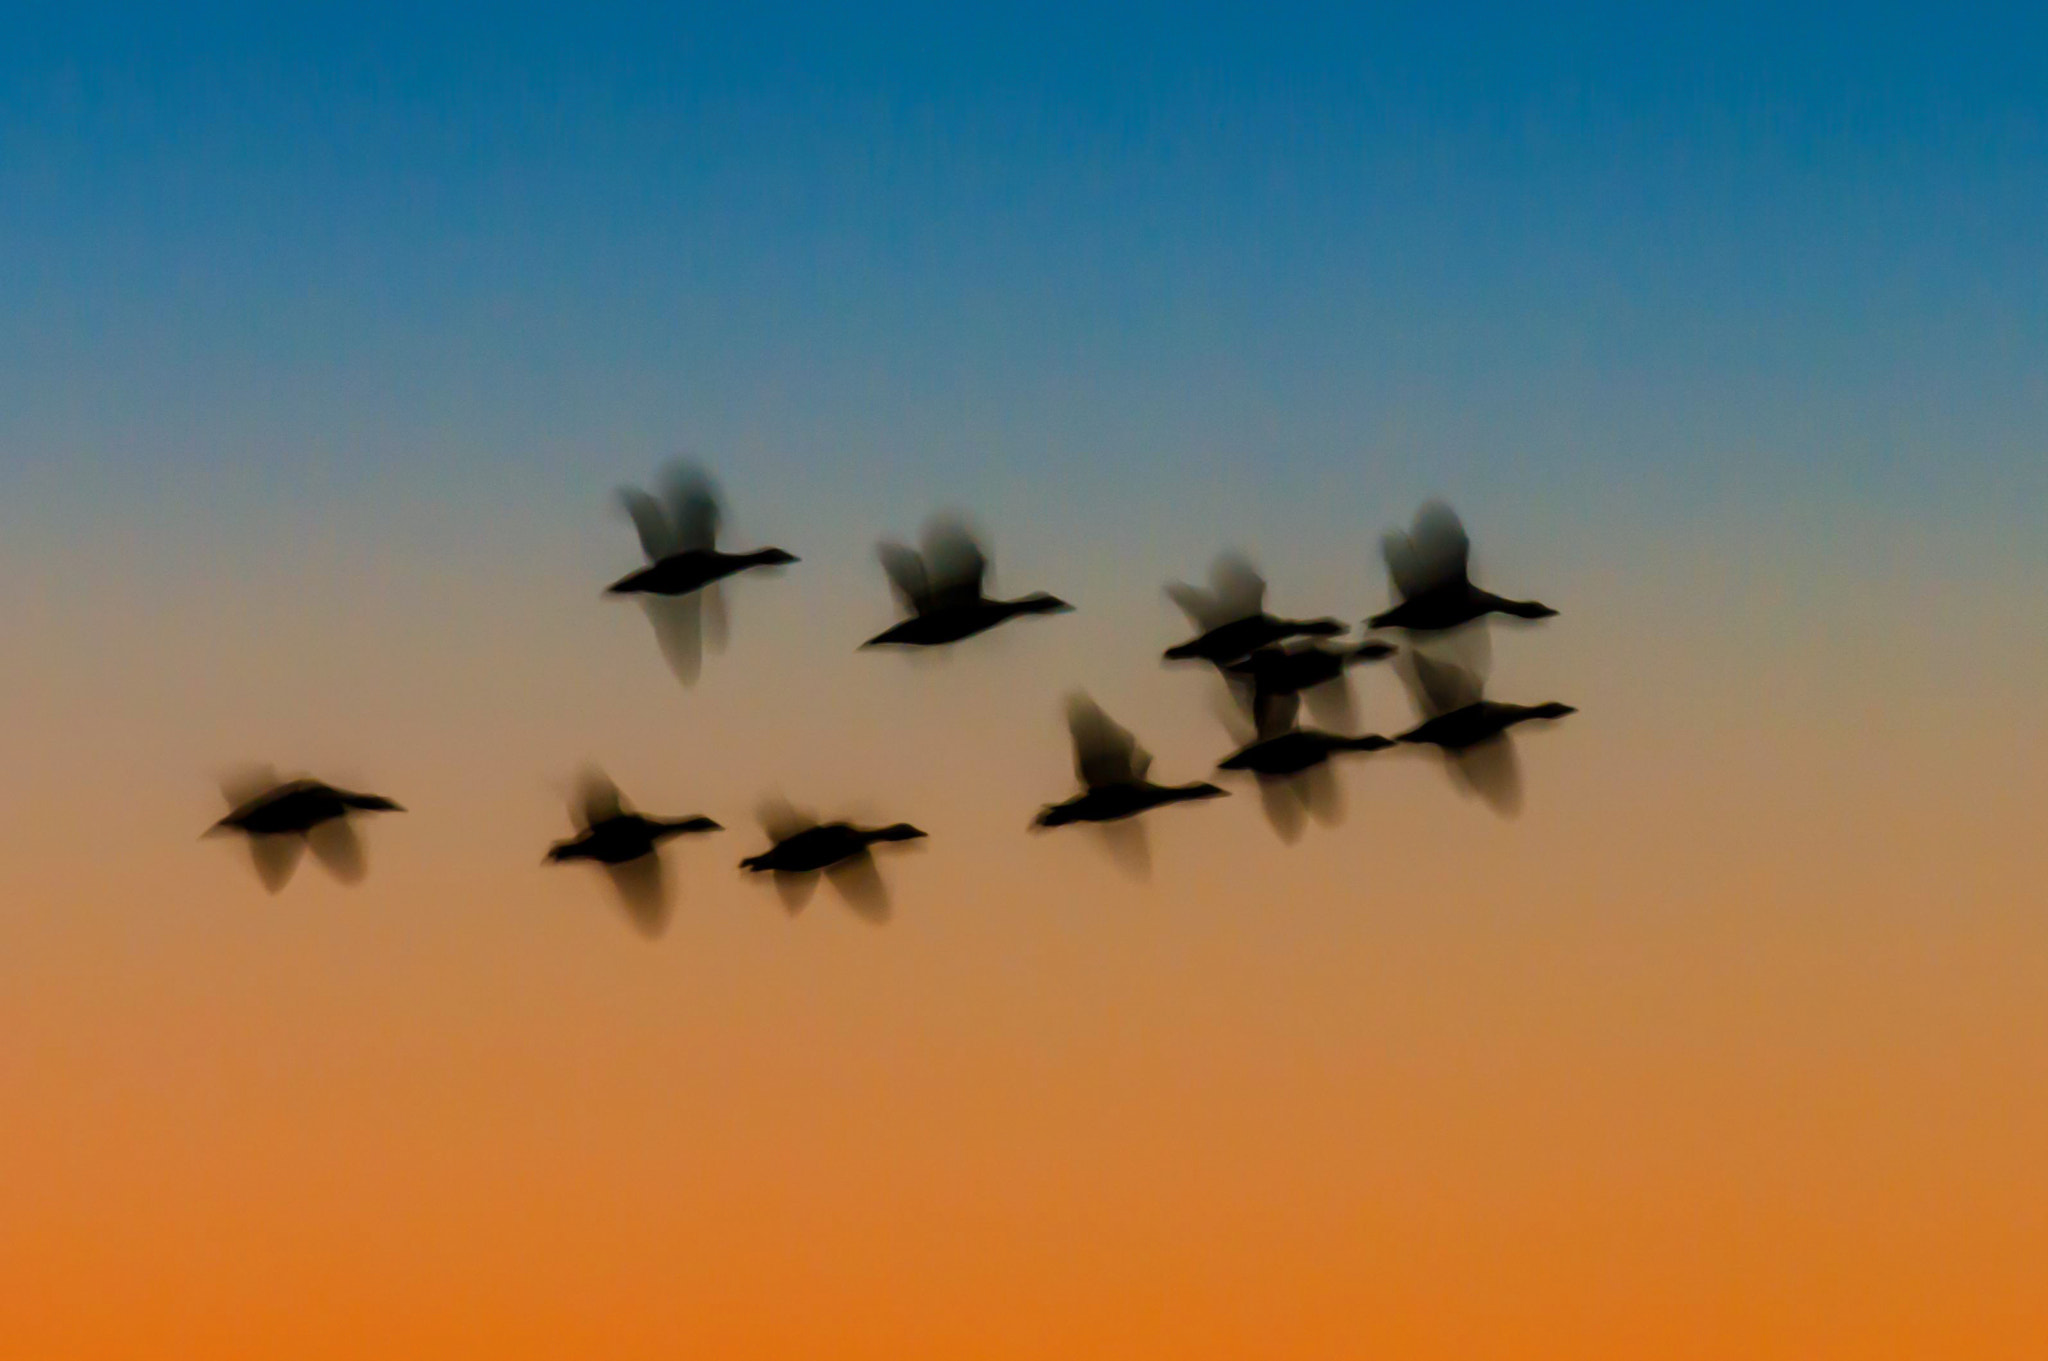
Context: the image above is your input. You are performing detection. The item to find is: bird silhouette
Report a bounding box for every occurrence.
[1223,638,1395,732]
[1163,553,1344,664]
[863,515,1072,648]
[606,463,798,683]
[1392,639,1574,814]
[1034,692,1228,867]
[1369,501,1556,632]
[739,798,926,922]
[545,769,721,937]
[204,768,404,891]
[1212,689,1387,841]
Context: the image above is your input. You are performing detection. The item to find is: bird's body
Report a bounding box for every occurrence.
[1224,640,1394,695]
[741,821,926,875]
[1395,701,1575,752]
[1218,729,1392,778]
[1163,615,1344,664]
[865,594,1069,647]
[1369,586,1553,633]
[866,516,1071,648]
[548,813,722,865]
[213,779,401,836]
[608,547,796,598]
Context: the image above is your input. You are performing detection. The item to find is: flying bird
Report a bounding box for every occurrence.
[864,515,1071,648]
[739,798,927,922]
[1035,693,1230,828]
[1392,639,1574,814]
[1213,689,1388,841]
[1223,638,1395,733]
[545,769,721,937]
[1368,501,1556,632]
[204,768,404,892]
[1163,553,1344,664]
[606,463,798,683]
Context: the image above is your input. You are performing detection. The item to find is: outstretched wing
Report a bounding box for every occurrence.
[576,768,626,829]
[1384,500,1470,599]
[758,795,817,843]
[660,463,722,553]
[1401,649,1485,717]
[620,487,679,561]
[1066,693,1151,789]
[920,515,988,612]
[877,541,933,615]
[1208,553,1266,620]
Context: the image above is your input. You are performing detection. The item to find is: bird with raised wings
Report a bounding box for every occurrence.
[606,463,798,683]
[1163,553,1344,664]
[1368,501,1556,633]
[863,514,1071,648]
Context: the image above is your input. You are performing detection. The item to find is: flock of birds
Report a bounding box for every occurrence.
[205,464,1573,932]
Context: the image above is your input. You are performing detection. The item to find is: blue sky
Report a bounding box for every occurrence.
[2,2,2043,554]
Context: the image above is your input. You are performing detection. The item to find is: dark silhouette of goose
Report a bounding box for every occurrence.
[1035,693,1226,831]
[545,769,721,937]
[863,515,1071,648]
[1369,501,1556,632]
[1163,553,1343,664]
[1392,642,1574,814]
[1211,689,1385,842]
[739,799,926,922]
[1223,638,1394,733]
[203,768,403,892]
[606,463,797,684]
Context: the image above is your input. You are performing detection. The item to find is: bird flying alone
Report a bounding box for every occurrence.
[863,514,1071,648]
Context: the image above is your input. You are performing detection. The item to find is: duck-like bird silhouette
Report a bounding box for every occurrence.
[1034,694,1225,874]
[607,463,798,683]
[1164,553,1344,664]
[1213,689,1387,841]
[1223,638,1395,733]
[1369,501,1556,632]
[739,798,926,922]
[864,515,1071,648]
[1392,641,1574,814]
[204,768,403,892]
[545,769,721,937]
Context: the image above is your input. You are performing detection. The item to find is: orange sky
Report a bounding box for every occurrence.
[1,517,2043,1358]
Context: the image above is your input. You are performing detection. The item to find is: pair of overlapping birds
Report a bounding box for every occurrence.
[207,466,1572,931]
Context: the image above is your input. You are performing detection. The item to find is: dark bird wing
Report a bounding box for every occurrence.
[246,834,304,892]
[1067,693,1150,789]
[921,515,988,612]
[1384,500,1471,599]
[759,796,817,843]
[620,487,679,561]
[605,857,671,936]
[1166,552,1266,630]
[307,819,366,884]
[660,463,722,553]
[826,852,891,923]
[878,541,934,615]
[221,764,282,809]
[643,595,707,685]
[1401,648,1486,718]
[576,768,626,830]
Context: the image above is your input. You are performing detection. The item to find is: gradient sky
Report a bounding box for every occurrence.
[2,5,2045,1358]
